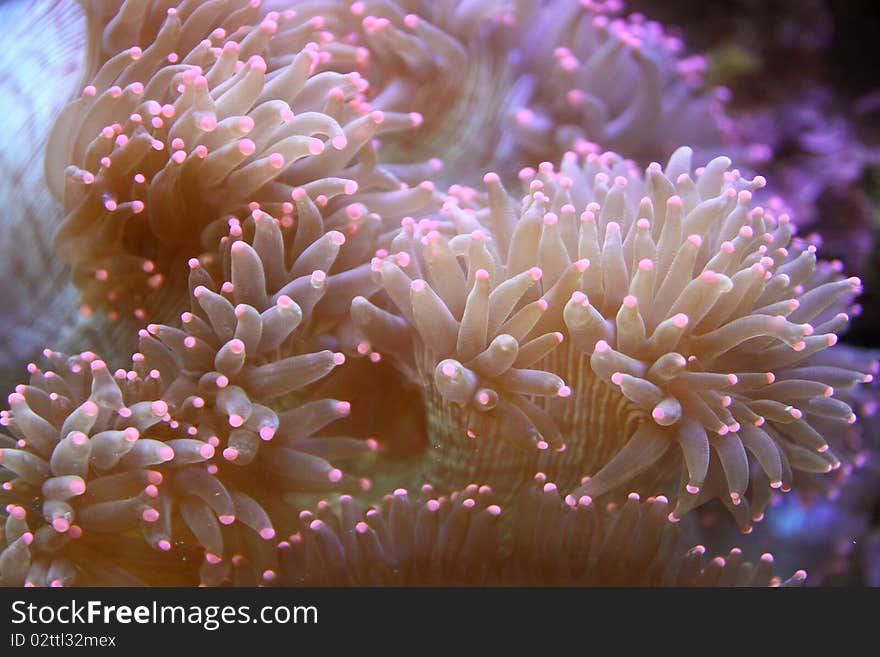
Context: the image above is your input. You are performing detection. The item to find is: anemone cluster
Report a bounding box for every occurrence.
[1,0,876,587]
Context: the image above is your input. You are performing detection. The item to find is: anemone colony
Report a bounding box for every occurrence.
[0,0,875,587]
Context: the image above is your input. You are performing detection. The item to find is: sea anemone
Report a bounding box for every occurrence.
[510,475,807,585]
[278,483,502,585]
[0,350,201,586]
[126,215,397,585]
[359,146,871,530]
[251,1,735,186]
[353,198,574,495]
[542,150,869,530]
[502,0,735,172]
[46,0,423,325]
[0,206,390,586]
[257,0,517,184]
[276,477,805,586]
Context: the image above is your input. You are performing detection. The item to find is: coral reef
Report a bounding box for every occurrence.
[1,0,878,586]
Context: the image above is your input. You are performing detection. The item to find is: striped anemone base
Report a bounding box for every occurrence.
[422,383,536,501]
[536,341,653,492]
[420,340,678,502]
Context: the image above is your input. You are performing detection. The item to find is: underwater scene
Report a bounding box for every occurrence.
[0,0,879,587]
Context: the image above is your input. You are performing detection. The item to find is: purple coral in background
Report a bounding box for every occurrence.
[1,0,879,587]
[734,90,880,273]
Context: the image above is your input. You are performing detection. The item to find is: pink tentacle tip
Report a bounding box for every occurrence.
[686,234,703,248]
[328,468,343,483]
[305,137,325,155]
[248,55,267,73]
[259,527,276,540]
[218,513,236,526]
[237,116,255,133]
[238,138,256,156]
[159,446,175,462]
[672,313,689,328]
